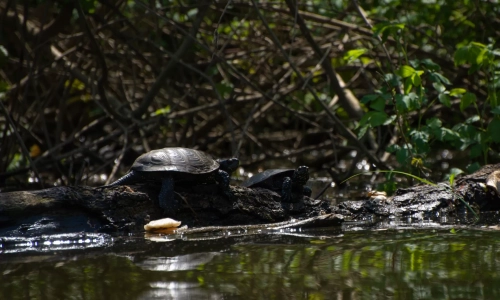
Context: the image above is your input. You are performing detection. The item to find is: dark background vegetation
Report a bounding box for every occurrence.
[1,0,500,192]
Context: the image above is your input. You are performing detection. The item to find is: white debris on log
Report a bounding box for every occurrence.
[144,218,182,231]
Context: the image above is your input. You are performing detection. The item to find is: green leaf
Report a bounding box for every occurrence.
[476,48,489,65]
[426,117,442,129]
[361,94,380,104]
[372,22,405,35]
[358,112,371,127]
[404,77,413,94]
[470,143,483,158]
[154,106,171,115]
[420,59,440,71]
[369,111,388,127]
[397,65,416,78]
[433,82,446,93]
[357,124,369,139]
[449,167,464,178]
[470,41,487,48]
[460,92,476,111]
[383,114,397,125]
[438,94,451,107]
[395,94,410,112]
[411,73,421,86]
[433,72,451,85]
[395,146,412,165]
[467,44,484,65]
[370,96,386,112]
[386,144,400,153]
[464,115,480,124]
[491,106,500,115]
[344,48,368,62]
[435,127,461,142]
[411,130,430,153]
[187,8,199,18]
[466,162,482,173]
[488,119,500,143]
[454,46,469,65]
[450,88,467,96]
[468,63,481,75]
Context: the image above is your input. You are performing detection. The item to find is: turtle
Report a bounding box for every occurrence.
[106,147,239,213]
[241,166,311,202]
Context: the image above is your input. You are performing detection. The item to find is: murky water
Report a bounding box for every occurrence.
[2,226,500,299]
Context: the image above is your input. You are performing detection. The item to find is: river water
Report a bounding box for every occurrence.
[2,224,500,299]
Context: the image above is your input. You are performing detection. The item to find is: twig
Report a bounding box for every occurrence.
[0,94,43,187]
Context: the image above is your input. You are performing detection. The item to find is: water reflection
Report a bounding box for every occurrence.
[137,252,219,272]
[140,282,222,300]
[2,228,500,299]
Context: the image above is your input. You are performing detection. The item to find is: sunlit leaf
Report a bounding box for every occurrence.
[383,114,397,125]
[344,48,368,62]
[426,117,442,129]
[154,106,171,115]
[357,124,369,139]
[470,41,487,49]
[432,82,446,93]
[464,115,480,124]
[397,65,416,78]
[411,73,421,86]
[449,88,467,96]
[187,8,199,18]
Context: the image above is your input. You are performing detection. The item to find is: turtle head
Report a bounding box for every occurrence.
[218,157,240,173]
[293,166,310,185]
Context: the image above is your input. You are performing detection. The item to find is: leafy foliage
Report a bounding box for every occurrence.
[1,0,500,192]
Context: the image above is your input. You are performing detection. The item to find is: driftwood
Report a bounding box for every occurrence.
[1,163,500,237]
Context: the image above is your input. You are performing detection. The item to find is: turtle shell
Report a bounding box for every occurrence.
[130,147,219,174]
[241,169,294,189]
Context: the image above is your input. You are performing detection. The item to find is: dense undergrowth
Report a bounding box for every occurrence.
[0,0,499,194]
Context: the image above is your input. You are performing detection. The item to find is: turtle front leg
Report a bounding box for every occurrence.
[281,177,292,202]
[303,186,312,198]
[216,170,233,200]
[159,177,178,213]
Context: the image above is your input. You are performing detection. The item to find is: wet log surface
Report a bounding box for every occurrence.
[1,163,500,238]
[335,163,500,220]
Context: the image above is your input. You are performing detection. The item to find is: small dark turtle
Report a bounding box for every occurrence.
[106,147,239,213]
[241,166,311,202]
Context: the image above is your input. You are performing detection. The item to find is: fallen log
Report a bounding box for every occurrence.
[0,183,333,236]
[334,163,500,220]
[1,163,500,236]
